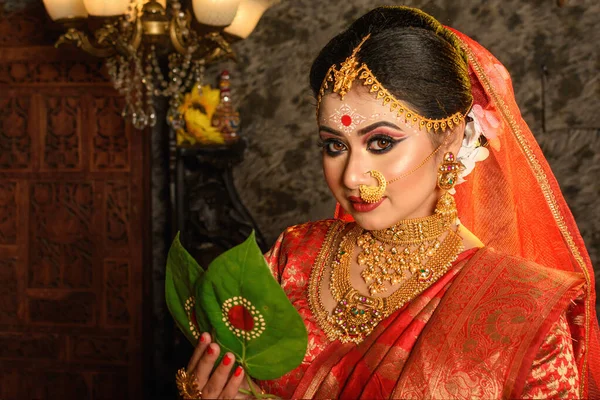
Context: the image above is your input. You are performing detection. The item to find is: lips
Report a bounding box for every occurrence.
[348,196,385,213]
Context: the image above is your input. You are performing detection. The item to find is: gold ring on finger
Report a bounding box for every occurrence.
[176,368,202,399]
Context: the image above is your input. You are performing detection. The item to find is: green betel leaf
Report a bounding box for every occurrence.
[165,232,211,345]
[199,231,308,380]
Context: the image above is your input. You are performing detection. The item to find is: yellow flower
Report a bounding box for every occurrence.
[177,84,225,145]
[183,108,225,145]
[179,85,220,117]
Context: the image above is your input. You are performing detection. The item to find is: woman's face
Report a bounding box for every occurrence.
[318,86,459,231]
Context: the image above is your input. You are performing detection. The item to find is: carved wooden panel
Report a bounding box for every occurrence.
[0,60,107,84]
[0,96,31,170]
[0,257,18,324]
[71,335,129,364]
[104,259,130,327]
[0,5,148,398]
[0,182,17,244]
[42,96,82,171]
[29,292,96,325]
[29,182,94,289]
[106,181,130,257]
[0,332,61,360]
[92,97,130,171]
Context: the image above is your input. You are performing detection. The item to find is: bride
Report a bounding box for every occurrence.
[179,6,600,399]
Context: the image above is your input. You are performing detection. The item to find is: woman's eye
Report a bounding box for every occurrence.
[319,139,347,155]
[330,142,346,152]
[367,136,397,153]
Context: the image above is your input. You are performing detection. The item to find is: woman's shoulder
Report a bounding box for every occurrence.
[266,219,345,257]
[273,219,346,253]
[281,218,343,238]
[265,219,348,281]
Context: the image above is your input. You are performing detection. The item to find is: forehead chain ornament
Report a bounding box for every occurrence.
[316,34,468,133]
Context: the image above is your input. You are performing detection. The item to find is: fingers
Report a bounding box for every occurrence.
[219,366,245,399]
[202,352,236,399]
[187,332,211,372]
[187,333,246,399]
[192,342,221,393]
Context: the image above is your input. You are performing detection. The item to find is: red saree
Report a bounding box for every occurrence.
[260,220,586,399]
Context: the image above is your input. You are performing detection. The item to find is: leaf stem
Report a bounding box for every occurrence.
[245,373,261,398]
[237,373,280,399]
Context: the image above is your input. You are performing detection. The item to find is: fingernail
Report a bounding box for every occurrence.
[223,354,232,366]
[234,366,243,377]
[207,345,214,355]
[200,333,205,343]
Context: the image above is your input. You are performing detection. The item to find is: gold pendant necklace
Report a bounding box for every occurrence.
[327,221,464,344]
[357,212,448,295]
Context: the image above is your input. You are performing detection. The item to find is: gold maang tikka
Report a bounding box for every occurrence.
[317,34,470,204]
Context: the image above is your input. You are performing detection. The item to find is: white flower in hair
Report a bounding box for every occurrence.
[450,109,490,194]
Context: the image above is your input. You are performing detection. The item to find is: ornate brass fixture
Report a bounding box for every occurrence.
[43,0,277,129]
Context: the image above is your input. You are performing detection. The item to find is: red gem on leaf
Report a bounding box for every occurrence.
[228,305,254,331]
[341,115,352,126]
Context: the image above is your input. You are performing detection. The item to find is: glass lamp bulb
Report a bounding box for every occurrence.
[83,0,130,17]
[192,0,242,27]
[43,0,88,20]
[224,0,274,39]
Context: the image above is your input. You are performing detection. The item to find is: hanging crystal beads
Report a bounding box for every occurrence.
[105,0,206,130]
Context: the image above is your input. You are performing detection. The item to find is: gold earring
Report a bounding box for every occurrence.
[359,170,387,203]
[435,152,464,227]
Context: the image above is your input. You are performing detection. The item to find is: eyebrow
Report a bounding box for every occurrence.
[318,121,404,136]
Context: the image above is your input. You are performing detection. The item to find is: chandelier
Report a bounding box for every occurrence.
[42,0,276,129]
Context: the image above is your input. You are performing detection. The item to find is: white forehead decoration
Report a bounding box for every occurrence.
[329,104,366,134]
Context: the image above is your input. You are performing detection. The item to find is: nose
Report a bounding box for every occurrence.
[342,151,374,191]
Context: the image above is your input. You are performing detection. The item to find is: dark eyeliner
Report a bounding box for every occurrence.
[367,134,404,154]
[318,138,346,156]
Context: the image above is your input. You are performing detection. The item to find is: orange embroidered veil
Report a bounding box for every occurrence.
[333,14,600,398]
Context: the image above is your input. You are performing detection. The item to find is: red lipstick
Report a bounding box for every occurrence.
[348,196,385,212]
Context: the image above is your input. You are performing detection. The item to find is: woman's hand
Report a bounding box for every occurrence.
[186,332,251,399]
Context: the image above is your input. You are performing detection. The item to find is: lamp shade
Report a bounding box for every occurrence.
[224,0,274,39]
[43,0,88,21]
[83,0,130,16]
[192,0,241,27]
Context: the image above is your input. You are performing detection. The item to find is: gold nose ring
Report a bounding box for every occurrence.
[359,170,387,203]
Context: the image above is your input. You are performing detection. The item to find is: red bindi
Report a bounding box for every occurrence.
[341,114,352,126]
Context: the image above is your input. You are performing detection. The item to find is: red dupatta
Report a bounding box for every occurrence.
[331,25,600,398]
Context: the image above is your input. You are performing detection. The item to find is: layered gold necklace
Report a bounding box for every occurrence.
[358,214,448,295]
[326,202,464,344]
